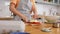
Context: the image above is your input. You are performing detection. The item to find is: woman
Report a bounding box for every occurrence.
[10,0,38,32]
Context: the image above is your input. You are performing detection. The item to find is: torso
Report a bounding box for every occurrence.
[16,0,32,12]
[15,0,32,20]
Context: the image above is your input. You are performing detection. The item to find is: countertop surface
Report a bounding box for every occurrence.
[0,16,14,20]
[25,23,60,34]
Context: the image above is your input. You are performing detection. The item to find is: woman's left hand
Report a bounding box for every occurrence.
[32,14,38,19]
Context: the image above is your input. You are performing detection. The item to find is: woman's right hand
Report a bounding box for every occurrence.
[22,16,29,23]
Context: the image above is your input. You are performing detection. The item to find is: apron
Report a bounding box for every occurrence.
[13,0,32,32]
[14,0,32,21]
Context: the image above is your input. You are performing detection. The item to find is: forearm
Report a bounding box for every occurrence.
[9,4,27,20]
[32,5,37,15]
[31,0,37,15]
[31,0,38,19]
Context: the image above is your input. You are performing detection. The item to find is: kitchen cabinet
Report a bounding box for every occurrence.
[0,21,24,33]
[35,0,60,6]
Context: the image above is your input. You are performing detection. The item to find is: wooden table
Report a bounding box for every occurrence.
[25,24,60,34]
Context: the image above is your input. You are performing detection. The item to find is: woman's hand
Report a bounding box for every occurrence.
[32,14,38,19]
[22,16,29,23]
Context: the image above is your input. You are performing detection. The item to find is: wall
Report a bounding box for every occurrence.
[0,0,11,17]
[36,3,58,16]
[57,6,60,16]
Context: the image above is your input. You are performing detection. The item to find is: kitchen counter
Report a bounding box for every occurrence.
[0,16,14,20]
[25,23,60,34]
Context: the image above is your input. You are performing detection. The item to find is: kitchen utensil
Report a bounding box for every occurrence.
[41,27,52,32]
[53,22,60,28]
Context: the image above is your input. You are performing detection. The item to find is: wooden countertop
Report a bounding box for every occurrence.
[25,24,60,34]
[0,16,14,20]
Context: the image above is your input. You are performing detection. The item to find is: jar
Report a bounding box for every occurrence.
[53,22,60,28]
